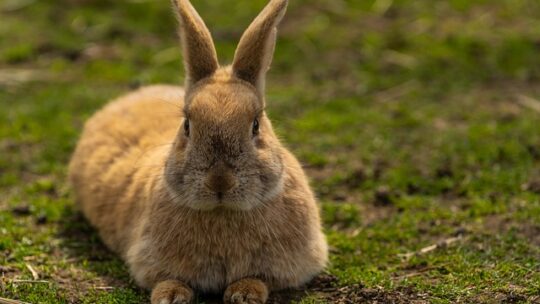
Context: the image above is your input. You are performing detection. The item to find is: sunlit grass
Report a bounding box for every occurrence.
[1,0,539,302]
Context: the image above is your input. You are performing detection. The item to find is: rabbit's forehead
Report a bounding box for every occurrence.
[187,83,261,122]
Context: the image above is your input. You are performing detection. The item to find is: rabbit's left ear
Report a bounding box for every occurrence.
[232,0,288,95]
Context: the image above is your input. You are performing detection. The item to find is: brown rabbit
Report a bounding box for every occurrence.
[68,0,328,303]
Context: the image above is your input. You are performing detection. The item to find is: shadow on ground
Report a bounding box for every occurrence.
[56,207,429,303]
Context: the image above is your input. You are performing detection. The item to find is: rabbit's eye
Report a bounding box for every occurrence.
[184,119,190,137]
[252,118,259,136]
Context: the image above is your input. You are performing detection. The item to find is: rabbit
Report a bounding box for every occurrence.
[68,0,328,303]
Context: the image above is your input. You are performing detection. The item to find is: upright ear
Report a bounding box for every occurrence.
[232,0,288,94]
[172,0,219,88]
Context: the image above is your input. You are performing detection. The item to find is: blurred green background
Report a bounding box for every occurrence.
[1,0,539,303]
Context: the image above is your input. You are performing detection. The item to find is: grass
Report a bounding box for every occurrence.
[1,0,540,303]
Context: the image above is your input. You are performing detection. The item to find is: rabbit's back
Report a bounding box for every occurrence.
[69,85,184,253]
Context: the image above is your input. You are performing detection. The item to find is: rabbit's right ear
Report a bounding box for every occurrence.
[232,0,288,95]
[172,0,219,88]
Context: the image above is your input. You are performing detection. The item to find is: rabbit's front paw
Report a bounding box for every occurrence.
[151,280,194,304]
[223,278,269,304]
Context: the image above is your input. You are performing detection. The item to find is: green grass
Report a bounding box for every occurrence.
[1,0,540,303]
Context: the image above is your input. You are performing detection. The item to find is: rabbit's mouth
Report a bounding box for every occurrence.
[216,191,224,201]
[201,189,257,211]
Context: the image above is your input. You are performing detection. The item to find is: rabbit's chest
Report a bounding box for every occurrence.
[133,207,301,291]
[169,227,271,291]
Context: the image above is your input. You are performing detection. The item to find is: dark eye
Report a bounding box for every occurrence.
[252,118,259,136]
[184,119,190,137]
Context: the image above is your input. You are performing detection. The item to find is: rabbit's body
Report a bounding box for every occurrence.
[69,1,327,303]
[70,84,327,292]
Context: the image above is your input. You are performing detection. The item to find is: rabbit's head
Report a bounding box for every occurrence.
[164,0,288,211]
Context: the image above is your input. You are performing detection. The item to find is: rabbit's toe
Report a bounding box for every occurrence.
[229,292,262,304]
[151,280,193,304]
[224,278,268,304]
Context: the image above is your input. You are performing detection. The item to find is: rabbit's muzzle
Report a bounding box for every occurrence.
[203,160,238,201]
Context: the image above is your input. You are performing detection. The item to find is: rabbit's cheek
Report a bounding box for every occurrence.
[164,162,187,189]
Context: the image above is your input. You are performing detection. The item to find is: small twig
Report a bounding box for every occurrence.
[394,262,450,280]
[0,0,36,13]
[11,279,49,284]
[398,236,464,260]
[517,95,540,113]
[0,69,52,87]
[24,264,39,280]
[94,286,115,291]
[394,267,436,280]
[0,297,31,304]
[373,80,419,103]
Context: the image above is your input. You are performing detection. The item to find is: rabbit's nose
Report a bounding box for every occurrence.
[204,165,236,197]
[204,174,236,197]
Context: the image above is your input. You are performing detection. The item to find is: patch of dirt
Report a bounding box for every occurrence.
[323,286,429,304]
[10,204,32,216]
[268,274,430,304]
[482,214,540,247]
[373,185,398,206]
[359,202,397,227]
[466,290,537,304]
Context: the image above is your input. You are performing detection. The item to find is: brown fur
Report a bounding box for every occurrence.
[232,0,287,92]
[173,0,218,86]
[68,1,327,303]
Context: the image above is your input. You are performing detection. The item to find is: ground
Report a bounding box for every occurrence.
[1,0,540,303]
